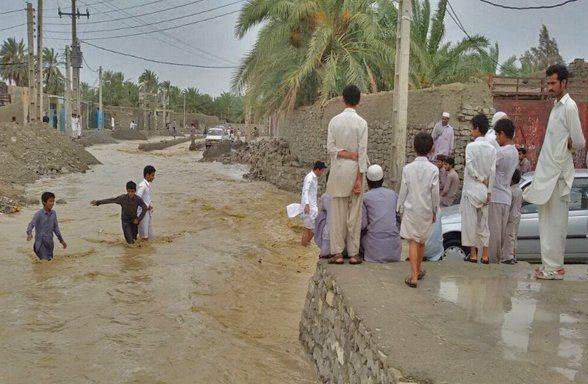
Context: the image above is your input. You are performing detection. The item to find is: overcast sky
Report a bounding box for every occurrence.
[1,0,586,96]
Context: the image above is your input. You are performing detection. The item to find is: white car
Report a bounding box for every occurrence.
[441,170,588,262]
[205,127,229,142]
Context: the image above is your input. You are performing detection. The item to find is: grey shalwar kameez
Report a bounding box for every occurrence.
[360,187,401,263]
[26,209,64,260]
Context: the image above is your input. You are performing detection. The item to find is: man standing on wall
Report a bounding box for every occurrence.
[431,112,454,160]
[326,85,368,265]
[523,64,586,280]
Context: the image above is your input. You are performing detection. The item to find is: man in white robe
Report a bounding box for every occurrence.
[523,64,586,280]
[326,85,368,265]
[461,114,496,264]
[300,161,327,246]
[137,165,156,241]
[431,112,454,160]
[486,111,506,149]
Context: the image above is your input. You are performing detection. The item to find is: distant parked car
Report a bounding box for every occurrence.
[205,126,229,143]
[441,170,588,263]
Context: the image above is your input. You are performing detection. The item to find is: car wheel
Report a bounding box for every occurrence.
[443,235,469,260]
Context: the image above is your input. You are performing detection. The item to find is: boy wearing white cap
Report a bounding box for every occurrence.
[486,111,507,149]
[301,161,328,246]
[360,165,401,263]
[431,112,454,160]
[397,132,440,288]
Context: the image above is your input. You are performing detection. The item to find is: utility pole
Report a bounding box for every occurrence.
[182,91,186,130]
[58,0,89,118]
[64,45,72,136]
[37,0,44,121]
[391,0,412,188]
[98,65,103,130]
[26,3,36,123]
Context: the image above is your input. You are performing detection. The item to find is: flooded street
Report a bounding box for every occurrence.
[0,140,318,384]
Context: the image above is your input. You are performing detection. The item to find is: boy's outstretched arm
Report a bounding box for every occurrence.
[91,196,121,206]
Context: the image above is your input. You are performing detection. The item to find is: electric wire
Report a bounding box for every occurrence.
[0,22,27,32]
[478,0,579,10]
[0,8,24,15]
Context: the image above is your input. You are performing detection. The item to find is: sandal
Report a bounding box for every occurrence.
[463,256,478,263]
[349,256,363,265]
[404,277,417,288]
[418,270,426,280]
[481,259,490,265]
[328,255,344,265]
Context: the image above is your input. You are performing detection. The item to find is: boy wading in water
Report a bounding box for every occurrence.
[26,192,67,260]
[137,165,156,241]
[91,181,148,244]
[397,132,440,288]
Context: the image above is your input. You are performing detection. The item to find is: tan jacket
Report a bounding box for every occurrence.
[326,108,369,198]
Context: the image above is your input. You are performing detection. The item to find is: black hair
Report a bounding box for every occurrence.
[494,118,515,139]
[313,161,327,170]
[435,154,446,162]
[342,85,361,106]
[518,147,527,154]
[367,179,384,189]
[143,165,156,177]
[546,64,569,82]
[41,192,55,204]
[414,131,434,156]
[126,181,137,191]
[511,169,522,185]
[471,114,489,135]
[445,156,455,167]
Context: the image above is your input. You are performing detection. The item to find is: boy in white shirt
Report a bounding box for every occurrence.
[301,161,327,246]
[397,132,439,288]
[137,165,156,241]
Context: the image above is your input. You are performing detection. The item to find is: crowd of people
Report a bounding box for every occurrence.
[298,63,586,286]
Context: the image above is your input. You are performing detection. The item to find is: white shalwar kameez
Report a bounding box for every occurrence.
[460,137,497,248]
[301,171,319,230]
[523,93,586,272]
[136,179,154,239]
[397,157,440,244]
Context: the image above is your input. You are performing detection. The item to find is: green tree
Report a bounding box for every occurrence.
[139,69,159,94]
[0,37,27,86]
[213,92,244,123]
[43,47,64,95]
[520,25,563,73]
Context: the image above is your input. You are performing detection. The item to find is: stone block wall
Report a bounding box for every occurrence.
[277,83,494,184]
[299,263,417,384]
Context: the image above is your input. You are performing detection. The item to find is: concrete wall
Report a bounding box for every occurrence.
[277,83,494,184]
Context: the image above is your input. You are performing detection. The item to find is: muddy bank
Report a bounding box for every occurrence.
[138,136,190,152]
[78,130,118,147]
[0,122,99,213]
[111,129,149,141]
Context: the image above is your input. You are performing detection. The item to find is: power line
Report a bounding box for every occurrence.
[81,40,239,69]
[478,0,579,10]
[0,8,24,15]
[0,22,26,32]
[45,0,163,18]
[82,55,98,73]
[46,1,244,34]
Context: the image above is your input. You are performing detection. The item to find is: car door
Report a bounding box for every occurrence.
[565,177,588,259]
[516,190,540,259]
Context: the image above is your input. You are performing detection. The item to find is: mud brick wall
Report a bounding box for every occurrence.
[276,83,494,185]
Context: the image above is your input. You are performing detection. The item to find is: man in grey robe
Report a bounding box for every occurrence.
[360,165,401,263]
[314,193,332,258]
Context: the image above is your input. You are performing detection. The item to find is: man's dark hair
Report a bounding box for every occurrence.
[41,192,55,204]
[414,132,434,156]
[512,169,522,185]
[494,118,515,139]
[518,146,527,154]
[546,64,569,82]
[445,156,455,167]
[126,181,137,191]
[435,154,446,162]
[367,178,384,189]
[342,85,361,106]
[313,161,327,170]
[471,114,489,135]
[143,165,156,177]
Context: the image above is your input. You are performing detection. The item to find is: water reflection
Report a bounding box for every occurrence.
[438,276,585,382]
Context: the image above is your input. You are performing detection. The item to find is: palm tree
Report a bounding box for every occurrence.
[139,69,158,94]
[43,47,64,95]
[0,37,28,86]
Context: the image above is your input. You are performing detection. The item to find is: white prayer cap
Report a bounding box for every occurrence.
[367,164,384,182]
[491,111,508,127]
[442,112,450,118]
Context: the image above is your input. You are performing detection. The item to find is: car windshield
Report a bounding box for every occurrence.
[208,129,224,136]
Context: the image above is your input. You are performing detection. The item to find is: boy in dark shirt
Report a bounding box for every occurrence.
[91,181,148,244]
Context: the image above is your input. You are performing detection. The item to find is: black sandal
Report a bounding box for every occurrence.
[464,256,478,263]
[481,259,490,265]
[328,255,344,265]
[404,277,417,288]
[418,270,426,280]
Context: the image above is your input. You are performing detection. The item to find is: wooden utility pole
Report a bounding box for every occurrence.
[64,46,72,136]
[182,91,186,129]
[37,0,44,120]
[98,65,103,129]
[26,3,36,123]
[391,0,412,188]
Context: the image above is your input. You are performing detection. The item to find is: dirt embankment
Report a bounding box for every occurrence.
[0,122,100,213]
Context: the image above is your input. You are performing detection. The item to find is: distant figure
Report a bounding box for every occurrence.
[524,64,586,280]
[431,112,454,160]
[441,156,460,207]
[397,132,439,288]
[71,114,81,139]
[189,122,199,151]
[461,114,497,264]
[137,165,156,241]
[42,115,49,124]
[91,181,148,244]
[488,119,519,264]
[326,85,368,266]
[110,114,115,130]
[301,161,328,246]
[130,120,137,130]
[26,192,67,261]
[518,146,532,173]
[360,164,401,263]
[504,169,523,263]
[172,120,178,138]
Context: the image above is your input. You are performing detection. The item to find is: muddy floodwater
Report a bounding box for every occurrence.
[0,141,318,383]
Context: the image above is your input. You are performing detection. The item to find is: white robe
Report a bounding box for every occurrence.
[301,171,319,229]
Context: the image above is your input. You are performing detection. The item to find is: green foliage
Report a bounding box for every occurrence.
[0,37,27,86]
[43,48,64,95]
